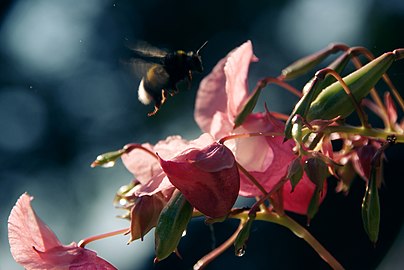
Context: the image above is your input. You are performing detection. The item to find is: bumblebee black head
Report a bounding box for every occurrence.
[186,41,208,73]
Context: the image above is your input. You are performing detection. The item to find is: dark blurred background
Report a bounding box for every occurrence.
[1,0,403,269]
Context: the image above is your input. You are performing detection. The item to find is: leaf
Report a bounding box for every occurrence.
[233,83,263,129]
[155,191,193,261]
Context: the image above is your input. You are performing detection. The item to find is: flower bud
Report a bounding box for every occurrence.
[304,157,329,190]
[159,142,240,218]
[91,149,125,168]
[129,194,167,242]
[287,157,304,192]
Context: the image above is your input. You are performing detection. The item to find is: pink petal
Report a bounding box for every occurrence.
[234,113,296,196]
[159,143,240,218]
[283,174,328,215]
[194,41,258,139]
[8,193,62,268]
[224,40,258,119]
[122,134,214,185]
[194,56,229,134]
[8,193,117,270]
[384,92,398,124]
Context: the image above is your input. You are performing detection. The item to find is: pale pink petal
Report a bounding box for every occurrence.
[134,172,174,196]
[127,133,215,196]
[224,40,258,119]
[194,40,258,136]
[233,113,296,196]
[122,136,195,184]
[8,193,62,268]
[8,193,116,270]
[194,57,229,133]
[384,92,398,124]
[209,111,235,139]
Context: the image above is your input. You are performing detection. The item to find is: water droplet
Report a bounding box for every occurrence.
[235,246,246,257]
[101,160,115,168]
[29,85,33,89]
[79,39,82,43]
[119,198,128,206]
[113,3,116,7]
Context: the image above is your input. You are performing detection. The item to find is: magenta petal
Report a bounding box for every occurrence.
[236,113,296,196]
[8,193,116,270]
[282,174,328,215]
[159,143,240,218]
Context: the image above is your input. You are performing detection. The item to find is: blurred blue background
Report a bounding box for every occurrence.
[1,0,403,269]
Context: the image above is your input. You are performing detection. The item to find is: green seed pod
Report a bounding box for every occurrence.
[154,190,193,261]
[281,44,347,80]
[284,52,351,139]
[361,170,380,244]
[306,52,396,121]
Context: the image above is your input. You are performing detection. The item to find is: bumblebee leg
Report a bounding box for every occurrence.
[147,106,159,116]
[147,90,166,117]
[187,71,192,89]
[161,89,168,103]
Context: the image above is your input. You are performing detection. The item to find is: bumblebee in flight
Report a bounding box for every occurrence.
[131,41,207,116]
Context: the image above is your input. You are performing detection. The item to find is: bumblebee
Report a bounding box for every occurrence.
[131,41,207,116]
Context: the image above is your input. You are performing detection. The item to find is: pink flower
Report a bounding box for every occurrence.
[8,193,116,270]
[159,142,240,218]
[121,133,240,218]
[121,133,216,196]
[194,41,326,215]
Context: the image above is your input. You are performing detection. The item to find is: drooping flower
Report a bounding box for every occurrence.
[195,40,327,215]
[121,133,240,218]
[8,193,116,270]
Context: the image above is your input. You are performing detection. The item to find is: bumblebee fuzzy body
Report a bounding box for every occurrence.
[133,43,206,116]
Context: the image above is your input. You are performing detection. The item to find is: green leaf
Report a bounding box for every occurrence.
[307,187,321,222]
[234,217,254,256]
[233,85,263,129]
[287,157,304,192]
[155,190,193,261]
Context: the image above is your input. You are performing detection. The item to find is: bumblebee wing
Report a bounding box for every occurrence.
[129,41,168,63]
[125,58,155,80]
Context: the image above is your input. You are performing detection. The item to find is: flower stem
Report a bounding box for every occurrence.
[218,132,283,144]
[193,221,245,270]
[320,125,404,143]
[124,143,158,159]
[78,228,129,248]
[230,210,344,270]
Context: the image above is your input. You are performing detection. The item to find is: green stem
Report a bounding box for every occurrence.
[230,211,345,270]
[319,125,404,142]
